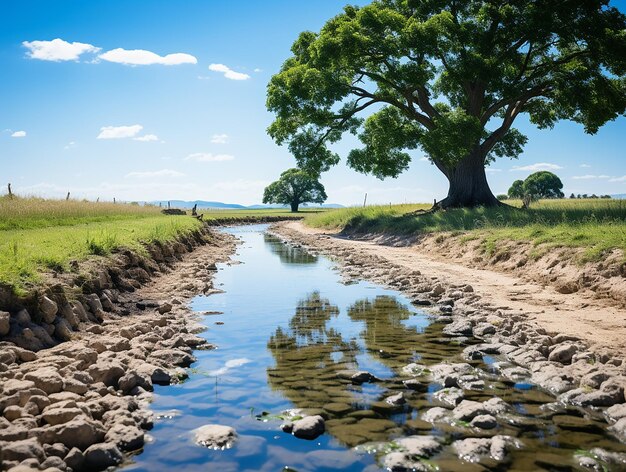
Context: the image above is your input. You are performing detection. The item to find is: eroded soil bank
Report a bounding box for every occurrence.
[0,227,237,471]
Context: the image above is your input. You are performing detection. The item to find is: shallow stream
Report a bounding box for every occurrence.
[124,225,626,471]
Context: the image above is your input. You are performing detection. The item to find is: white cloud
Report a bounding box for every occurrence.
[580,164,592,168]
[609,175,626,183]
[254,68,262,73]
[64,141,76,150]
[124,169,185,179]
[23,38,100,61]
[208,63,250,81]
[11,131,26,138]
[419,156,430,162]
[511,162,563,172]
[185,153,235,162]
[97,125,143,139]
[486,168,502,173]
[99,48,197,66]
[211,134,229,144]
[134,134,159,142]
[572,175,610,180]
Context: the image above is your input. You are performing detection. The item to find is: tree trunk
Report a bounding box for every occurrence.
[290,201,299,212]
[437,152,502,209]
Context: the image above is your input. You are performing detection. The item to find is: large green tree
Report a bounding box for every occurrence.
[523,171,564,199]
[262,168,328,212]
[267,0,626,208]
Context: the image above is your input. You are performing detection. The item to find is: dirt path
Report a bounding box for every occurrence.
[283,221,626,353]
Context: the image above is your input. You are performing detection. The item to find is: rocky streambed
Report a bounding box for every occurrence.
[0,227,237,471]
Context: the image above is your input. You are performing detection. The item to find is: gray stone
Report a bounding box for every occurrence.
[422,407,450,423]
[336,370,379,384]
[452,400,488,422]
[385,392,406,406]
[471,414,498,429]
[291,415,325,440]
[548,344,578,364]
[194,424,237,449]
[105,423,144,451]
[158,302,173,314]
[24,368,63,394]
[606,403,626,423]
[609,417,626,441]
[88,360,125,387]
[41,407,84,426]
[64,447,84,471]
[382,436,442,472]
[39,296,59,323]
[0,437,45,462]
[42,417,105,450]
[84,442,123,469]
[433,387,464,407]
[443,319,473,337]
[473,323,497,337]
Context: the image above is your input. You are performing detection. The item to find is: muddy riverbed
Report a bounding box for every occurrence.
[122,224,626,472]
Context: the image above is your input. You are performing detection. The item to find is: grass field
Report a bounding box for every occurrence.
[305,199,626,261]
[0,197,203,293]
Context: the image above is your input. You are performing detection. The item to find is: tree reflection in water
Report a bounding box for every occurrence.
[264,234,318,265]
[266,293,458,446]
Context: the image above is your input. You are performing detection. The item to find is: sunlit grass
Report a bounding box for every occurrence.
[0,196,201,292]
[305,199,626,261]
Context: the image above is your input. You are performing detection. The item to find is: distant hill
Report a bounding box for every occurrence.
[149,200,344,210]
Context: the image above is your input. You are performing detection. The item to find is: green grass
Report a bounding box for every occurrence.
[305,199,626,261]
[0,196,202,293]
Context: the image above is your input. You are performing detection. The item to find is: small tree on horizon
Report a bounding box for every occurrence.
[523,171,564,199]
[508,180,525,199]
[262,168,328,212]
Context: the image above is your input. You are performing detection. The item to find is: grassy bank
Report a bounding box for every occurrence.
[0,197,202,293]
[305,199,626,261]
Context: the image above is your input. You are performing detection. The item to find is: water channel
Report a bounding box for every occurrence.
[124,225,626,471]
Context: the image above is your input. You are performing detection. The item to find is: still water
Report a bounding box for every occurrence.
[124,225,626,472]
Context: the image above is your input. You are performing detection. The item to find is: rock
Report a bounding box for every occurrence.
[42,417,105,450]
[609,417,626,441]
[0,311,10,336]
[452,400,488,422]
[2,379,36,396]
[1,437,45,462]
[336,370,379,384]
[473,322,496,337]
[291,415,325,440]
[158,303,173,314]
[88,360,125,387]
[41,407,84,426]
[385,392,406,406]
[442,319,473,337]
[194,424,237,449]
[105,424,144,451]
[40,296,59,323]
[15,309,31,324]
[43,443,69,458]
[24,368,63,394]
[84,442,123,470]
[454,437,511,463]
[382,436,442,471]
[433,387,464,407]
[548,344,578,364]
[430,363,474,388]
[53,318,73,342]
[606,403,626,423]
[4,405,26,421]
[471,414,498,429]
[149,349,196,367]
[118,371,152,394]
[64,447,84,471]
[41,455,67,470]
[422,407,450,423]
[483,397,510,415]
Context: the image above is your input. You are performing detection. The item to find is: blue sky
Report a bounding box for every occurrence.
[2,0,625,205]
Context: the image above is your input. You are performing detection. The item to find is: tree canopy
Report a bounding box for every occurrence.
[508,179,525,199]
[523,171,564,199]
[262,168,327,212]
[267,0,626,208]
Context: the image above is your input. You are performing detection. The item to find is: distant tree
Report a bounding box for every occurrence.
[262,168,327,212]
[496,194,509,201]
[523,171,564,199]
[569,193,576,199]
[267,0,626,209]
[508,180,525,199]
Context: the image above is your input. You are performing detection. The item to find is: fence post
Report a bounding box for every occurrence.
[7,183,13,199]
[66,192,70,201]
[363,193,367,207]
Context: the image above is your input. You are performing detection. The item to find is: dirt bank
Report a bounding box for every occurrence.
[0,227,238,471]
[277,221,626,354]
